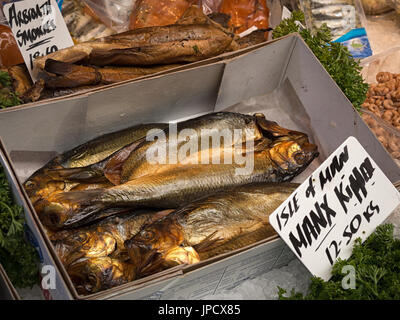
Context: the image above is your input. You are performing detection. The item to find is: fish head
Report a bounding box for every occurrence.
[268,139,319,176]
[67,257,136,295]
[125,217,184,273]
[139,246,200,277]
[24,173,69,205]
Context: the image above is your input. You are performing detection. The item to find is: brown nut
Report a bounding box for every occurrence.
[383,87,390,95]
[392,116,400,127]
[377,72,393,83]
[391,151,400,160]
[383,110,394,121]
[377,135,389,148]
[393,89,400,101]
[383,99,395,110]
[367,104,379,113]
[388,139,400,152]
[386,79,397,91]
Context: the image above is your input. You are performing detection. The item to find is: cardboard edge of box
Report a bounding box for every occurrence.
[0,131,286,300]
[0,35,303,300]
[2,33,398,299]
[0,34,298,113]
[0,263,20,300]
[0,138,74,300]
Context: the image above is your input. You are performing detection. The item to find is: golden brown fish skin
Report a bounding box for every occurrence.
[34,17,234,69]
[138,246,200,277]
[53,210,172,267]
[117,112,268,184]
[67,257,136,295]
[24,123,167,204]
[43,59,182,88]
[7,64,32,96]
[43,60,101,88]
[36,136,317,230]
[126,182,298,274]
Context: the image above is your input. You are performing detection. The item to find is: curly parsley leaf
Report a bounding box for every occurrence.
[0,70,22,109]
[278,224,400,300]
[0,166,39,288]
[272,11,368,112]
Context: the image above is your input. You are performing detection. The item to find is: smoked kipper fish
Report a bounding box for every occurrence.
[53,209,172,267]
[24,123,167,205]
[125,182,298,276]
[67,256,136,295]
[53,112,308,185]
[42,60,182,88]
[33,6,235,70]
[7,64,33,96]
[36,134,317,230]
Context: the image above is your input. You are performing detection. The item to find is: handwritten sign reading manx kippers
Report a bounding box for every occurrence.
[270,136,400,281]
[3,0,73,80]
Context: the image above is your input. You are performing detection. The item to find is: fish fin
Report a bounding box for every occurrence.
[104,140,143,185]
[44,166,105,183]
[192,231,224,252]
[255,114,306,140]
[66,207,133,228]
[51,189,104,206]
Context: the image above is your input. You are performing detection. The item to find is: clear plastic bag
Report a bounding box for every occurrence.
[201,0,223,14]
[83,0,137,32]
[360,46,400,85]
[0,1,23,67]
[219,0,270,35]
[299,0,367,38]
[129,0,198,30]
[360,50,400,163]
[361,109,400,161]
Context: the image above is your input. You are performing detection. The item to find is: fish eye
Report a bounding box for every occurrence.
[294,152,306,164]
[140,230,155,241]
[25,180,36,188]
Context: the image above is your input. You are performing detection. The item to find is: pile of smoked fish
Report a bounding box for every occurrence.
[6,5,269,106]
[24,111,319,295]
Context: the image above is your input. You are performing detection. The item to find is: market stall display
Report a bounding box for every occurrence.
[0,0,400,302]
[0,5,272,107]
[24,111,318,294]
[360,47,400,162]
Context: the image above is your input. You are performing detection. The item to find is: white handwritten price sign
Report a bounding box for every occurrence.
[3,0,73,80]
[270,136,400,281]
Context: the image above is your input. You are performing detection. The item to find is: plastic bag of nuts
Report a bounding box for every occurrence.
[361,109,400,161]
[361,71,400,162]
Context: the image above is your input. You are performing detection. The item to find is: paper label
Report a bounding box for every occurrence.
[269,136,400,281]
[3,0,73,80]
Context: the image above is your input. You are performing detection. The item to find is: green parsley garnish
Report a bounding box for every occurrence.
[272,11,368,112]
[0,165,39,288]
[278,224,400,300]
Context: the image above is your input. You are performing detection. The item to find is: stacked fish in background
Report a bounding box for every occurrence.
[62,0,116,43]
[24,111,319,295]
[301,0,361,38]
[3,4,271,105]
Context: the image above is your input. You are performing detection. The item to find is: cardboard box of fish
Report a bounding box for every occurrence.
[0,34,398,300]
